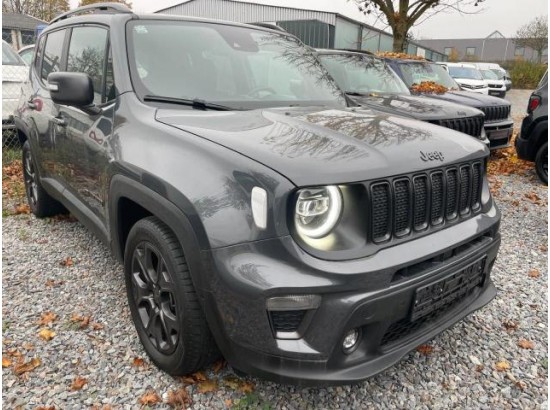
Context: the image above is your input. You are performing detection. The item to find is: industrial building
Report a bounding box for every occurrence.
[418,30,548,63]
[156,0,449,61]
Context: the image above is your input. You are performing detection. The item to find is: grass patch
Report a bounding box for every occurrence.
[233,393,272,410]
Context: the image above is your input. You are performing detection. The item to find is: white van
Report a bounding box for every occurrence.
[469,62,512,92]
[439,62,489,94]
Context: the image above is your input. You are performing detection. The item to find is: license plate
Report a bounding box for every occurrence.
[411,256,486,321]
[488,128,512,140]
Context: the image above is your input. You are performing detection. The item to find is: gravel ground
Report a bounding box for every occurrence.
[2,93,548,409]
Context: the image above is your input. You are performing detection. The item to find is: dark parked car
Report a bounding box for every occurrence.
[14,4,501,385]
[516,71,548,184]
[316,50,487,143]
[384,57,514,150]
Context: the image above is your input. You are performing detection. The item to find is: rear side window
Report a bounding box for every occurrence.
[41,29,66,81]
[67,26,108,105]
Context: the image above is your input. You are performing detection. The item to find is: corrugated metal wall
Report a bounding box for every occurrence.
[159,0,336,25]
[278,20,333,49]
[158,0,448,61]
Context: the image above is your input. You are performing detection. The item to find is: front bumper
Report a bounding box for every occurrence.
[201,204,501,385]
[485,119,514,150]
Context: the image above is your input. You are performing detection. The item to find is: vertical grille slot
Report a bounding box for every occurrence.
[471,162,482,211]
[371,182,391,242]
[413,176,428,231]
[445,168,459,220]
[430,172,444,225]
[394,179,411,236]
[459,166,471,214]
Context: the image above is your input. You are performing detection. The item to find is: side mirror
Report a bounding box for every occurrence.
[47,72,100,114]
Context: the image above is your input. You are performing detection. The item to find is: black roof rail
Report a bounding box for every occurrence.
[50,2,132,25]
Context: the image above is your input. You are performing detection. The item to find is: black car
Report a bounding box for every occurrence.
[516,71,548,184]
[384,58,514,150]
[316,50,487,143]
[14,4,501,386]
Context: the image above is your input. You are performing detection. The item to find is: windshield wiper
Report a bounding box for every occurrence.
[143,95,234,111]
[345,91,367,96]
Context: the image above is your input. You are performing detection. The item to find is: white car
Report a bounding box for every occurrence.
[18,44,35,66]
[2,40,29,130]
[479,68,507,98]
[469,62,512,91]
[439,62,489,95]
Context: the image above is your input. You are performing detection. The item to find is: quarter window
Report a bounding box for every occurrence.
[41,29,66,81]
[67,26,108,105]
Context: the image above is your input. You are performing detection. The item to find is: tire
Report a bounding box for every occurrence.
[535,142,548,185]
[124,216,219,375]
[22,140,66,217]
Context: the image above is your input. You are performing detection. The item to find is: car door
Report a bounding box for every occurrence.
[26,28,68,182]
[56,25,115,224]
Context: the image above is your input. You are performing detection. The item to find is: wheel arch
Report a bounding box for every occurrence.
[109,174,210,294]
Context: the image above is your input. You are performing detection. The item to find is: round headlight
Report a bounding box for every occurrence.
[294,185,342,239]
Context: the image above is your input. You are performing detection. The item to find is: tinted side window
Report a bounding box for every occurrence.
[41,30,65,81]
[34,36,45,72]
[67,26,108,105]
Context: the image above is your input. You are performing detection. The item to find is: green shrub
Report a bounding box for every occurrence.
[508,59,547,89]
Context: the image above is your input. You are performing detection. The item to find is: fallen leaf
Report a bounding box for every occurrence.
[502,320,519,331]
[212,359,226,374]
[60,256,74,267]
[22,342,34,351]
[416,344,433,355]
[475,365,484,372]
[13,203,30,215]
[515,380,527,390]
[91,322,104,331]
[2,357,12,368]
[197,378,218,394]
[222,375,241,390]
[45,279,64,287]
[132,357,145,367]
[540,244,548,252]
[13,357,41,375]
[239,381,255,394]
[166,387,192,408]
[138,390,161,406]
[192,371,207,382]
[70,313,91,329]
[224,399,233,408]
[38,328,56,341]
[528,269,540,278]
[495,361,511,372]
[35,406,55,410]
[38,311,58,326]
[70,376,87,391]
[6,348,23,358]
[181,376,196,385]
[518,339,535,349]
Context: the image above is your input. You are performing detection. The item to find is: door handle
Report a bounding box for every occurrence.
[51,117,66,127]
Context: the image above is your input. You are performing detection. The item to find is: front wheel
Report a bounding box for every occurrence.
[124,216,219,375]
[535,142,548,185]
[22,140,66,217]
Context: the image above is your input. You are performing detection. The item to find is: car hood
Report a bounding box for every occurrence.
[349,93,483,121]
[2,64,28,83]
[156,107,487,186]
[416,91,510,108]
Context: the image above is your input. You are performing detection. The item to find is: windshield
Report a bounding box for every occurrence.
[480,69,499,80]
[396,61,458,89]
[319,53,410,95]
[490,69,505,80]
[127,21,346,110]
[2,41,25,66]
[19,47,34,65]
[448,66,484,80]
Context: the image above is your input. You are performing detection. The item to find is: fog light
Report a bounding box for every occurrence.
[342,328,360,353]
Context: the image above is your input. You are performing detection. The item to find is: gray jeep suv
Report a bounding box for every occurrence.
[13,4,501,385]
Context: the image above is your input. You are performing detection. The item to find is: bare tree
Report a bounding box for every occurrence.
[515,16,548,63]
[3,0,69,21]
[355,0,485,53]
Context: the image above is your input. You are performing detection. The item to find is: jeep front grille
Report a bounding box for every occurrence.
[435,115,484,138]
[475,105,510,122]
[369,161,483,243]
